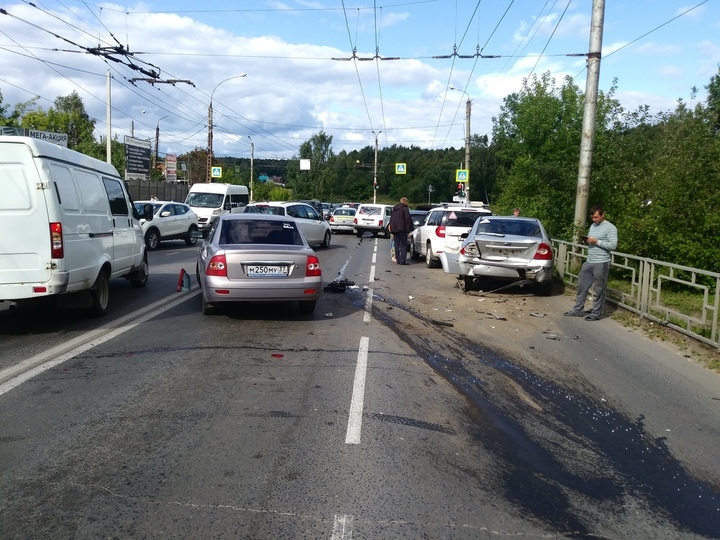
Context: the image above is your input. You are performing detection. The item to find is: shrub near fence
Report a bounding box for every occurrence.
[126,179,189,203]
[553,240,720,350]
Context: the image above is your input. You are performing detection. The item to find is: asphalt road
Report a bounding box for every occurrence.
[1,233,718,539]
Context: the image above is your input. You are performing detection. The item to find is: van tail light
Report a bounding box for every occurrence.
[206,254,227,277]
[534,243,553,260]
[435,225,446,238]
[378,219,384,226]
[306,255,322,277]
[353,217,358,224]
[50,222,64,258]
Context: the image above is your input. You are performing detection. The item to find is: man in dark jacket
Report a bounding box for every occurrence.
[389,197,414,265]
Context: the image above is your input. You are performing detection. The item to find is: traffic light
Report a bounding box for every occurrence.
[456,183,465,196]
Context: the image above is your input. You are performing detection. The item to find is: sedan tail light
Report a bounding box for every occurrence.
[306,255,322,277]
[460,242,479,258]
[206,254,227,277]
[534,243,553,260]
[435,225,446,238]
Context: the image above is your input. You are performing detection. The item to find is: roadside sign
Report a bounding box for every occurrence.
[211,166,222,178]
[396,163,406,174]
[456,169,469,182]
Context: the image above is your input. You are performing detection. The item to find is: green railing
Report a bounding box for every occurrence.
[553,240,720,349]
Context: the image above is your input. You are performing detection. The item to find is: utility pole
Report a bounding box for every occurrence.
[154,115,169,169]
[464,97,471,203]
[207,74,247,182]
[106,70,111,164]
[574,0,606,239]
[372,130,381,204]
[248,135,254,202]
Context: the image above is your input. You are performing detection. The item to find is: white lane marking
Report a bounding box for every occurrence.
[363,289,372,323]
[331,514,354,539]
[368,264,375,286]
[0,289,201,396]
[345,336,369,445]
[372,252,376,263]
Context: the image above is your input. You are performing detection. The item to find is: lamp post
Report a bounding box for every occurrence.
[372,130,381,204]
[450,87,471,203]
[248,135,254,202]
[130,110,146,137]
[207,73,247,182]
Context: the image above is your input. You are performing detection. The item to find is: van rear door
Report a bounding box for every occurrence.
[0,142,53,295]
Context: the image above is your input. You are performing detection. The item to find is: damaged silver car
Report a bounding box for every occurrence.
[440,215,554,296]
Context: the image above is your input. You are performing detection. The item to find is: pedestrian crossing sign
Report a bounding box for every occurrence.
[456,169,469,182]
[395,163,406,175]
[211,166,222,178]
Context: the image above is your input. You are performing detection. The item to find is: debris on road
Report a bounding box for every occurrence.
[324,278,355,292]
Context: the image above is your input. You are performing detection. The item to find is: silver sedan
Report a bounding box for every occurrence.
[441,216,554,295]
[195,214,323,315]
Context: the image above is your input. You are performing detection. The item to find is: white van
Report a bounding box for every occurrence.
[185,183,249,230]
[354,203,393,238]
[0,136,152,315]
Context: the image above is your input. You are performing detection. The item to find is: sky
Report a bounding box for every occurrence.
[1,0,718,161]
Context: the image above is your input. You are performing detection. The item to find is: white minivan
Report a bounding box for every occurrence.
[0,136,153,315]
[185,183,249,230]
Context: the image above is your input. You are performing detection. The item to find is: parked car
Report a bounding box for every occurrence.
[441,215,554,296]
[354,203,393,238]
[410,205,492,268]
[134,200,199,250]
[243,201,332,248]
[321,202,333,220]
[410,209,428,228]
[329,207,357,233]
[194,214,323,315]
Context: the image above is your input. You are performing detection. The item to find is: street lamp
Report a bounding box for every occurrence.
[248,135,254,202]
[372,130,382,204]
[450,87,471,203]
[207,73,247,182]
[130,110,146,137]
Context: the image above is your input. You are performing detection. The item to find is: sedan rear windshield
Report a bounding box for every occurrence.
[443,211,486,227]
[244,205,284,215]
[475,219,542,237]
[220,220,303,245]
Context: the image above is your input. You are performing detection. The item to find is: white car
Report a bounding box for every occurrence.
[410,205,492,267]
[134,200,199,250]
[243,201,332,248]
[354,203,393,238]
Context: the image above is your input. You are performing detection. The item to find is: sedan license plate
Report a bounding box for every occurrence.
[246,265,288,277]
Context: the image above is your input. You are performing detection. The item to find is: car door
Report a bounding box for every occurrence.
[157,203,181,237]
[286,204,318,244]
[416,210,439,256]
[173,204,194,234]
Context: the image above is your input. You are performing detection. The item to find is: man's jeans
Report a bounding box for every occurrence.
[572,261,610,316]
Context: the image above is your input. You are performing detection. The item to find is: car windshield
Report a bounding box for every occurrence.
[219,220,303,245]
[475,219,542,237]
[134,202,162,215]
[244,205,285,215]
[334,209,355,217]
[185,192,223,208]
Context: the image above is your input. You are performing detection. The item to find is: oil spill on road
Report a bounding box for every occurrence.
[361,289,720,537]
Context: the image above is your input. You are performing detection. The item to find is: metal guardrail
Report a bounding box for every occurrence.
[553,240,720,349]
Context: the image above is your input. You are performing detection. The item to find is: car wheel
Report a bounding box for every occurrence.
[410,240,420,260]
[425,243,438,268]
[90,271,110,316]
[356,230,363,238]
[145,228,160,250]
[462,276,475,292]
[298,300,317,314]
[185,225,198,246]
[535,280,553,297]
[321,230,331,248]
[129,251,149,288]
[202,296,216,315]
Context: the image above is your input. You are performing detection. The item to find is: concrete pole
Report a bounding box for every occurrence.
[372,131,381,204]
[464,98,471,203]
[207,101,213,183]
[574,0,606,239]
[248,136,254,202]
[106,70,111,164]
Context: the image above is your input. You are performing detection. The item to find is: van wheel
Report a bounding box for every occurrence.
[129,252,149,288]
[384,227,391,239]
[321,230,331,248]
[145,228,160,250]
[356,230,363,238]
[185,225,198,246]
[298,300,317,314]
[90,271,110,316]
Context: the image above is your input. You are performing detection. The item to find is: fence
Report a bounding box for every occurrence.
[125,179,189,203]
[553,240,720,349]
